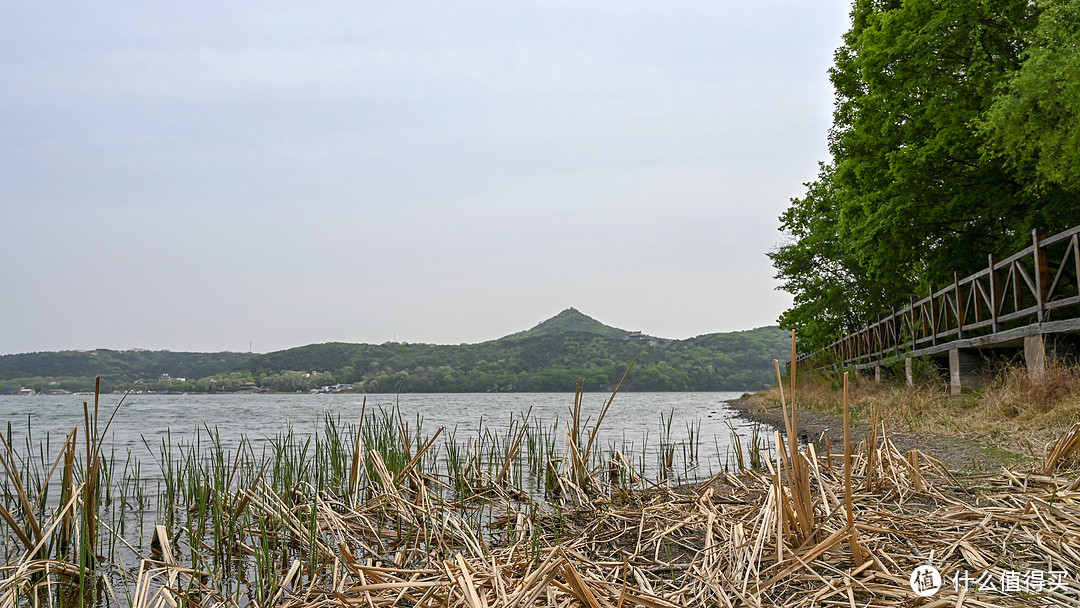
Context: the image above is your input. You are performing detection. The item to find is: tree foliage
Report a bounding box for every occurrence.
[0,323,792,393]
[0,350,255,393]
[235,326,791,393]
[981,0,1080,193]
[772,0,1080,349]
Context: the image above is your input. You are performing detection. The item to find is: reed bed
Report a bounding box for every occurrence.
[1,353,1079,607]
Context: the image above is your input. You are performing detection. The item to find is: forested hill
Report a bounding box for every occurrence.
[1,310,790,393]
[497,307,632,340]
[236,310,789,392]
[0,350,255,393]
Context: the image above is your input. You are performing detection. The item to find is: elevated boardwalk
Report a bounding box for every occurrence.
[806,225,1080,393]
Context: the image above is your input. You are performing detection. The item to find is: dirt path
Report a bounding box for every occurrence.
[726,393,1029,475]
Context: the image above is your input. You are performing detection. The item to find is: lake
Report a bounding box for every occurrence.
[0,390,764,482]
[0,390,774,605]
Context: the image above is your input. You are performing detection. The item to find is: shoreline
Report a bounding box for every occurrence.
[725,391,1028,475]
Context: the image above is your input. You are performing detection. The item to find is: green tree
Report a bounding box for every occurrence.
[769,164,891,347]
[982,0,1080,194]
[773,0,1080,349]
[831,0,1038,280]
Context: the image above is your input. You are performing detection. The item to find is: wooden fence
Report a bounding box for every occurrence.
[811,225,1080,367]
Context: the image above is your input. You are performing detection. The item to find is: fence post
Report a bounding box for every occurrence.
[989,253,1000,333]
[891,306,899,354]
[1074,233,1080,297]
[1073,233,1080,296]
[929,285,938,346]
[875,313,883,359]
[910,296,918,350]
[862,321,870,363]
[955,270,966,339]
[1033,228,1049,323]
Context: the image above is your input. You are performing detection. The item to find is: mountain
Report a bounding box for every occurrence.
[233,311,789,392]
[1,310,791,393]
[499,308,631,340]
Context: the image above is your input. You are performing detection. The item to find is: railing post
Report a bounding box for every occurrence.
[1033,228,1049,323]
[955,270,966,339]
[1074,234,1080,297]
[929,285,938,346]
[909,296,918,350]
[891,306,899,354]
[972,271,983,323]
[875,314,882,359]
[864,321,871,362]
[1013,257,1023,313]
[989,253,1000,333]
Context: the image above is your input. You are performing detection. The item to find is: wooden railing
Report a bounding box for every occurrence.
[811,225,1080,367]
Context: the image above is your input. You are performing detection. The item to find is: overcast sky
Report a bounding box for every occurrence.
[1,1,850,355]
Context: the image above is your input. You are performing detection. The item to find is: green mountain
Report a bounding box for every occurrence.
[234,312,789,392]
[500,308,630,340]
[1,310,791,393]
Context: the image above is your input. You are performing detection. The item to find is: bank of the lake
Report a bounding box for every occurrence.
[729,362,1080,474]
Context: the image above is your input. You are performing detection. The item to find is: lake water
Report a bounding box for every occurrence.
[0,390,773,603]
[0,391,764,482]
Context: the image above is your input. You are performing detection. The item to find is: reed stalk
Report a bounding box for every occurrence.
[843,372,864,567]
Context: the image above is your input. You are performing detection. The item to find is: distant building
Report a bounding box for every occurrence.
[622,331,664,345]
[311,383,355,394]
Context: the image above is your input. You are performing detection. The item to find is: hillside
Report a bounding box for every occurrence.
[0,350,256,393]
[234,312,789,392]
[1,310,790,393]
[498,308,630,340]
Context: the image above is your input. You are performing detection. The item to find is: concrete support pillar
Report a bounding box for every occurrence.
[949,350,961,396]
[1024,334,1047,380]
[949,349,982,395]
[905,357,914,386]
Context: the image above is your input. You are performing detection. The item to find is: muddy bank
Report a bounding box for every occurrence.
[725,392,1027,474]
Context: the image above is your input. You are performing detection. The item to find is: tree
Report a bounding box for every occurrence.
[769,164,896,347]
[831,0,1041,278]
[773,0,1080,349]
[982,0,1080,195]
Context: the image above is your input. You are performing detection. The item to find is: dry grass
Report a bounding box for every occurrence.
[981,360,1080,420]
[94,425,1080,607]
[759,360,1080,458]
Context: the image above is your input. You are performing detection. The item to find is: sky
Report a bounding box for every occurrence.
[1,1,851,355]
